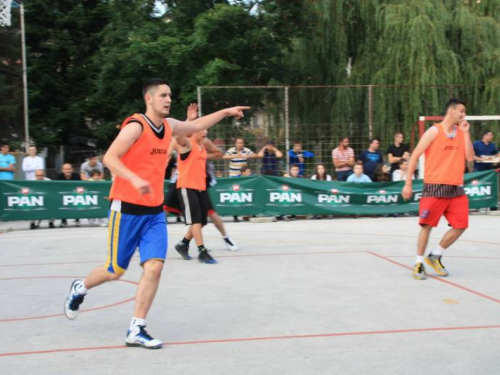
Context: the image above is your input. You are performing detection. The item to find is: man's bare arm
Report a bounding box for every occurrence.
[402,127,438,200]
[103,123,151,194]
[169,106,250,137]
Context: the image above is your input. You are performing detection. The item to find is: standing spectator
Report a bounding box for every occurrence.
[22,145,44,180]
[387,132,410,175]
[358,138,384,181]
[258,140,283,175]
[332,137,355,181]
[347,163,372,183]
[473,130,498,171]
[224,138,260,177]
[392,159,414,181]
[80,154,104,180]
[30,170,55,229]
[0,144,16,180]
[311,164,332,181]
[57,163,81,227]
[288,141,314,177]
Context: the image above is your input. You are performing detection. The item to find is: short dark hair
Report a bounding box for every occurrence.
[1,144,8,148]
[355,161,363,167]
[482,130,493,138]
[394,131,403,137]
[142,78,170,97]
[398,158,408,166]
[293,141,302,145]
[369,138,381,144]
[444,98,465,114]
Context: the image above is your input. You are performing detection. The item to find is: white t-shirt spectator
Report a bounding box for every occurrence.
[80,161,104,178]
[22,156,44,180]
[225,147,254,177]
[392,169,414,182]
[311,174,332,181]
[332,147,354,171]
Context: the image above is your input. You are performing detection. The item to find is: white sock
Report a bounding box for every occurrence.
[75,280,88,295]
[415,255,424,264]
[130,317,146,330]
[431,246,445,256]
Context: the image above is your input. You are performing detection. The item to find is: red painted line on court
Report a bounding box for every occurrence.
[0,251,364,268]
[2,324,500,357]
[0,260,104,268]
[0,276,138,323]
[367,251,500,305]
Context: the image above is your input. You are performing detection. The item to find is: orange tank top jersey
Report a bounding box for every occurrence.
[109,114,172,206]
[424,123,465,186]
[177,138,207,191]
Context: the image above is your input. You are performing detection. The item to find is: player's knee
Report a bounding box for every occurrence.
[106,270,124,281]
[144,259,164,279]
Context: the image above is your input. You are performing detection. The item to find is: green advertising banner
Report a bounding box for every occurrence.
[0,180,111,221]
[0,171,498,221]
[209,170,499,216]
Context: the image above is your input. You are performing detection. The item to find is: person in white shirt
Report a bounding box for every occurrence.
[22,145,44,180]
[392,159,414,181]
[311,164,332,181]
[30,170,54,229]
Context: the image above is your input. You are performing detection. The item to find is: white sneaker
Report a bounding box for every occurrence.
[125,325,162,349]
[223,236,238,251]
[64,279,86,320]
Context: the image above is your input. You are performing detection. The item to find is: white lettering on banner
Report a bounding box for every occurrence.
[270,192,302,203]
[317,194,350,204]
[7,196,44,207]
[465,186,491,197]
[414,193,422,201]
[367,195,398,204]
[63,195,99,206]
[220,192,253,203]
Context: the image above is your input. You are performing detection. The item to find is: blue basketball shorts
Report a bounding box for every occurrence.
[105,209,167,274]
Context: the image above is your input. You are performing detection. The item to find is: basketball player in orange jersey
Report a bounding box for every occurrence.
[64,78,250,349]
[402,98,474,280]
[172,125,218,263]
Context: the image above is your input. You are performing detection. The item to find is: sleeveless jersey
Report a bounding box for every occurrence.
[424,123,466,186]
[177,138,207,191]
[109,114,172,206]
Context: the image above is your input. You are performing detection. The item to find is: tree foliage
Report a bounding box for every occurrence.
[287,0,500,143]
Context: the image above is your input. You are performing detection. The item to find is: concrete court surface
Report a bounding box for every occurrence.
[0,214,499,375]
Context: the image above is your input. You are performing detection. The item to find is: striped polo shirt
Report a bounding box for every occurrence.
[225,146,254,177]
[332,147,354,171]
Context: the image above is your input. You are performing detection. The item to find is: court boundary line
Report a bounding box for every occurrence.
[1,324,500,358]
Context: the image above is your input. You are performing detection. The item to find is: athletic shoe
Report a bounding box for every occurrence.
[175,242,191,260]
[49,222,55,229]
[75,219,80,227]
[425,255,449,277]
[223,237,238,251]
[30,223,37,230]
[199,250,217,264]
[64,279,86,319]
[60,219,68,228]
[125,325,162,349]
[412,262,427,280]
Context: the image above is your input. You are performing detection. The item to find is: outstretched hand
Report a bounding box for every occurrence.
[225,106,251,119]
[186,103,198,121]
